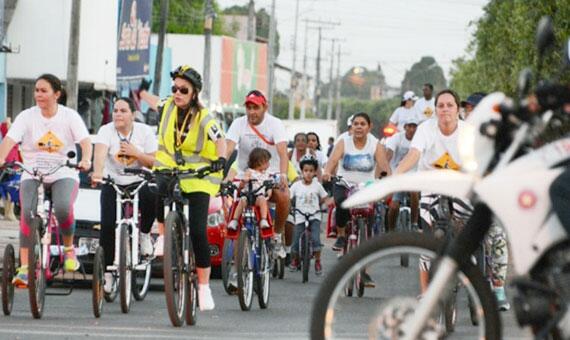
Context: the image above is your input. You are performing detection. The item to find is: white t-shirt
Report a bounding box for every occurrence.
[7,105,90,183]
[410,118,465,171]
[226,115,287,175]
[414,97,435,122]
[290,180,328,222]
[389,106,421,131]
[95,122,158,185]
[314,149,328,169]
[237,168,271,195]
[337,134,378,185]
[385,132,414,172]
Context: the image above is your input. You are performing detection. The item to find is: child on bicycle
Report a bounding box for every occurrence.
[289,156,331,275]
[227,148,272,231]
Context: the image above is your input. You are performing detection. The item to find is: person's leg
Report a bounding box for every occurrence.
[310,219,323,274]
[138,184,157,256]
[269,186,290,235]
[228,198,246,230]
[486,224,510,310]
[99,184,117,267]
[418,195,434,294]
[257,196,269,228]
[387,194,401,232]
[410,192,420,227]
[289,222,303,270]
[332,185,350,250]
[50,178,80,271]
[13,179,40,285]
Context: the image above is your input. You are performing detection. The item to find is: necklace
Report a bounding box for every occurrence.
[175,108,193,147]
[116,126,134,143]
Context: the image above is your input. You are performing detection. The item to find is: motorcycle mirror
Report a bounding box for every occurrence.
[536,16,555,57]
[67,150,76,159]
[517,68,532,98]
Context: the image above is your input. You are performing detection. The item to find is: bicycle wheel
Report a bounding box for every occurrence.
[28,217,45,319]
[185,240,198,326]
[257,237,270,309]
[310,232,501,340]
[92,246,105,318]
[104,274,118,302]
[2,243,16,315]
[344,237,356,297]
[237,230,253,311]
[163,211,186,326]
[444,285,458,333]
[301,231,310,283]
[119,223,132,313]
[355,218,367,298]
[221,238,234,295]
[398,209,411,268]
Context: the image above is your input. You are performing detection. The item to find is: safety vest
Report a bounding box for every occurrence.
[154,98,222,195]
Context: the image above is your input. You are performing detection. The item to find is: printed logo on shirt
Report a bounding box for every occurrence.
[423,106,433,118]
[36,131,64,153]
[114,152,137,166]
[342,154,374,172]
[432,152,460,170]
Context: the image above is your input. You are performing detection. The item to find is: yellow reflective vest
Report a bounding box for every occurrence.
[154,98,222,195]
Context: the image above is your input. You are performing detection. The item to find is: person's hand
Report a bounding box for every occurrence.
[91,171,103,188]
[119,141,140,158]
[138,78,152,93]
[278,173,288,189]
[211,157,226,172]
[0,158,5,168]
[78,159,92,172]
[325,197,335,207]
[322,172,332,182]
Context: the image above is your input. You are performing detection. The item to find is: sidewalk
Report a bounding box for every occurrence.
[0,219,19,268]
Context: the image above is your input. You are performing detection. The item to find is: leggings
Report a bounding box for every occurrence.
[333,184,350,229]
[100,183,157,266]
[19,178,79,248]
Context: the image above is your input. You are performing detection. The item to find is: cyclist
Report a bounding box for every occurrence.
[460,92,486,120]
[0,73,92,286]
[289,132,309,174]
[323,112,391,287]
[414,83,435,122]
[385,117,420,232]
[91,97,158,293]
[389,91,421,131]
[289,156,331,275]
[138,65,226,311]
[225,90,290,258]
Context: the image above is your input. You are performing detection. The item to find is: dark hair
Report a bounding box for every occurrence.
[434,89,461,109]
[300,156,319,171]
[58,87,67,105]
[248,147,271,169]
[307,132,321,150]
[36,73,63,93]
[115,97,137,113]
[423,83,434,91]
[351,112,371,126]
[294,132,307,144]
[328,137,334,143]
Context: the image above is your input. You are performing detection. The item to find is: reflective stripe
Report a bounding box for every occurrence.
[160,101,176,142]
[195,113,213,153]
[179,173,222,185]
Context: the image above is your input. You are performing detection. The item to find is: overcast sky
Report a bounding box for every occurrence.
[216,0,489,88]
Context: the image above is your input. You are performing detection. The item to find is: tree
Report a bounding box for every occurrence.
[337,66,387,100]
[151,0,227,35]
[400,56,447,96]
[450,0,570,99]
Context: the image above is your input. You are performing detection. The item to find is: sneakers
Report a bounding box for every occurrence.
[12,266,28,288]
[289,258,300,272]
[272,234,286,258]
[332,236,346,251]
[494,286,511,311]
[140,232,153,256]
[63,246,80,272]
[315,260,323,276]
[104,272,114,294]
[362,272,376,288]
[228,219,238,231]
[154,234,164,257]
[260,219,270,229]
[198,284,215,311]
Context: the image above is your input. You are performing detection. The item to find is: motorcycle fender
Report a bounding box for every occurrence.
[342,170,476,208]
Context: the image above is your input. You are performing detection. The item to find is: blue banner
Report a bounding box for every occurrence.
[117,0,152,80]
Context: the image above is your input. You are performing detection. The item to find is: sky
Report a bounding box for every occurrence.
[216,0,489,89]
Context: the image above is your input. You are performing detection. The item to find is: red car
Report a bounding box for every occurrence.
[206,196,227,269]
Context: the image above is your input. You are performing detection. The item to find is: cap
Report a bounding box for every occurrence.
[244,90,267,106]
[347,114,355,127]
[461,93,486,108]
[402,90,419,102]
[403,116,419,126]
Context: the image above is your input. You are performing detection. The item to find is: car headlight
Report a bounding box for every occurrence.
[207,211,224,227]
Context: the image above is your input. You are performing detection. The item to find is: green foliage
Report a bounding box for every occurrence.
[337,66,387,99]
[336,97,401,138]
[450,0,570,99]
[151,0,227,35]
[400,56,447,95]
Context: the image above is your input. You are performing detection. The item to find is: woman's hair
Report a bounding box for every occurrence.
[434,89,461,109]
[248,147,272,169]
[307,132,321,150]
[294,132,307,144]
[36,74,63,94]
[115,97,137,113]
[57,88,67,105]
[352,112,371,125]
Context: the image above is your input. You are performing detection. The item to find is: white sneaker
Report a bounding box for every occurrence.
[140,232,153,256]
[104,272,114,294]
[154,234,164,257]
[198,284,215,311]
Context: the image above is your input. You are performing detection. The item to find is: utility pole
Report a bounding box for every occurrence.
[66,0,81,111]
[335,44,342,120]
[325,39,335,120]
[203,0,215,105]
[153,0,169,95]
[287,0,300,120]
[267,0,276,113]
[313,27,322,117]
[247,0,255,41]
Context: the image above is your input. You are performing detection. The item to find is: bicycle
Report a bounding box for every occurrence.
[223,178,276,311]
[158,165,212,327]
[293,208,326,283]
[91,168,154,317]
[1,153,86,319]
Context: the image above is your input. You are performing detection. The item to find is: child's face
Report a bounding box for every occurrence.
[301,165,316,182]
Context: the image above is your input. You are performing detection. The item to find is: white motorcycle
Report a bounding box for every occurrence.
[311,17,570,340]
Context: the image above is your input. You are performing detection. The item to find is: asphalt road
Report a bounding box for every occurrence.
[0,221,533,339]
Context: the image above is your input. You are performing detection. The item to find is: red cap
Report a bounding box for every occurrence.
[244,91,267,106]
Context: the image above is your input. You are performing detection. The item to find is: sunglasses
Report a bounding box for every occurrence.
[171,85,190,95]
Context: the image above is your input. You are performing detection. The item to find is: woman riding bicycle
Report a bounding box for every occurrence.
[139,65,226,311]
[0,74,92,287]
[323,112,390,286]
[91,97,158,293]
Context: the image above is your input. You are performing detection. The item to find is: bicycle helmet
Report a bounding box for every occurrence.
[170,65,203,91]
[299,154,319,170]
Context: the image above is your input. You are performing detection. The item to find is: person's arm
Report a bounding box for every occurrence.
[323,139,344,181]
[91,143,109,187]
[139,90,161,112]
[386,149,394,164]
[216,137,226,159]
[78,137,93,171]
[0,137,17,166]
[394,148,421,174]
[375,142,391,176]
[276,141,289,188]
[225,140,236,159]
